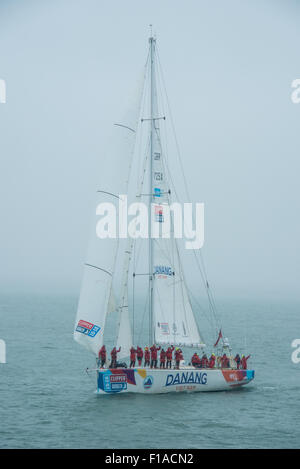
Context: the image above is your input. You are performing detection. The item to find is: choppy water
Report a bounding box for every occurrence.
[0,293,299,448]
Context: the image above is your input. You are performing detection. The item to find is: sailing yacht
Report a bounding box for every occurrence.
[73,34,255,394]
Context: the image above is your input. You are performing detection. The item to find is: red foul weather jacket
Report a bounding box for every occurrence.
[150,345,161,360]
[111,347,121,360]
[241,355,250,369]
[130,348,137,361]
[192,354,201,366]
[209,357,216,368]
[98,346,106,359]
[160,350,166,362]
[166,346,175,360]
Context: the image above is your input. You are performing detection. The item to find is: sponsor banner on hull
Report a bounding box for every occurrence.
[96,368,254,394]
[165,371,208,387]
[221,369,255,385]
[98,369,136,393]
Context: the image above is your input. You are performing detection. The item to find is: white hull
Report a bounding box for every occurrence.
[96,367,255,394]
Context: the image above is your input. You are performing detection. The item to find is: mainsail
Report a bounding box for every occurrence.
[148,37,204,347]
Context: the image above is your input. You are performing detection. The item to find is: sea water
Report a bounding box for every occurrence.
[0,293,299,448]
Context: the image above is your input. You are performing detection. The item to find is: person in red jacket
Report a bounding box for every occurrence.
[144,347,150,367]
[201,354,209,368]
[150,344,161,368]
[110,346,121,368]
[136,346,143,367]
[175,348,183,369]
[160,349,166,368]
[166,345,175,369]
[221,353,229,368]
[191,352,201,368]
[241,354,250,369]
[98,345,106,368]
[130,346,137,368]
[208,353,216,369]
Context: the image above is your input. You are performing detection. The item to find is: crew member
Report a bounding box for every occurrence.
[234,353,241,369]
[208,353,216,368]
[110,346,121,368]
[150,344,161,368]
[98,345,106,368]
[221,353,229,368]
[130,346,137,368]
[166,345,175,369]
[191,352,201,368]
[201,353,209,368]
[174,348,182,369]
[159,349,166,368]
[241,354,250,369]
[144,347,150,367]
[136,346,143,367]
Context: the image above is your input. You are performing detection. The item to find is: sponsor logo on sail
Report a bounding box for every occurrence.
[154,265,173,277]
[154,171,163,181]
[143,376,153,389]
[165,372,208,387]
[159,322,170,335]
[155,205,164,222]
[76,319,101,338]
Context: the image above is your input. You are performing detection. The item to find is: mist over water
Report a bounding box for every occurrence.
[0,293,299,449]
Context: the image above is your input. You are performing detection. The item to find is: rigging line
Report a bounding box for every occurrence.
[158,140,219,330]
[132,271,135,344]
[97,190,120,199]
[114,123,135,133]
[126,51,149,194]
[151,118,212,340]
[115,52,150,346]
[136,56,150,193]
[132,140,151,270]
[152,123,211,297]
[156,49,221,330]
[174,231,205,344]
[84,264,112,276]
[137,286,150,345]
[187,287,216,338]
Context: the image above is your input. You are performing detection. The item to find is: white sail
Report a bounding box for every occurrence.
[116,251,133,359]
[152,240,204,347]
[149,37,203,347]
[74,84,142,355]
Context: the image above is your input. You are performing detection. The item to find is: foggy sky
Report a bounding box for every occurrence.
[0,0,300,300]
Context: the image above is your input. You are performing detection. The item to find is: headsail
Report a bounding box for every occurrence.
[116,241,133,359]
[74,82,142,356]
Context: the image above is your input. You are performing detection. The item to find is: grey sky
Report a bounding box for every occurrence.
[0,0,299,300]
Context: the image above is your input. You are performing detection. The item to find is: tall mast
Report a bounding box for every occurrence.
[149,34,156,344]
